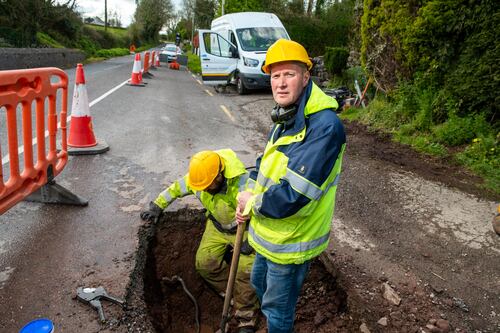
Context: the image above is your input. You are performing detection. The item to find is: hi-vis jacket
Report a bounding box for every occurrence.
[243,81,346,264]
[154,149,249,230]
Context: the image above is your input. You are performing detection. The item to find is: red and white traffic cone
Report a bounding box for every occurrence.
[127,53,145,86]
[155,52,161,67]
[68,64,109,155]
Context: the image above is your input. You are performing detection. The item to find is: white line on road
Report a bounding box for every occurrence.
[205,89,214,97]
[192,74,196,78]
[196,79,202,85]
[2,79,129,166]
[89,80,128,107]
[220,105,235,123]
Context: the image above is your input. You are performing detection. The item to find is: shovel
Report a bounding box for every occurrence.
[219,221,246,333]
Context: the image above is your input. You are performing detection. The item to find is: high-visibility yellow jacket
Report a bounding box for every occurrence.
[154,149,248,230]
[243,81,346,264]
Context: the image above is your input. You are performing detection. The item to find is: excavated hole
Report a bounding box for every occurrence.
[143,208,349,333]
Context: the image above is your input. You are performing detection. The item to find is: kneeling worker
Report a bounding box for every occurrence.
[140,149,258,333]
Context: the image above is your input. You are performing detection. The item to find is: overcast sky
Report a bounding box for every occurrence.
[72,0,183,27]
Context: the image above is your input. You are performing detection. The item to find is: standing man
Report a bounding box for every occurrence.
[237,39,346,333]
[141,149,258,333]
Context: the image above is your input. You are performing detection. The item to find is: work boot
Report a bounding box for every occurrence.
[493,205,500,235]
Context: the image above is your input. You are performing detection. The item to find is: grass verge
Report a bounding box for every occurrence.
[339,103,499,195]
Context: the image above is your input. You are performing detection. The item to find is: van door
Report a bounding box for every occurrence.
[198,29,238,86]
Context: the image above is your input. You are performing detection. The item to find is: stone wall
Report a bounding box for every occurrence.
[0,48,85,71]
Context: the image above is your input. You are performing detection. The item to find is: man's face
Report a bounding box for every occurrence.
[270,62,310,107]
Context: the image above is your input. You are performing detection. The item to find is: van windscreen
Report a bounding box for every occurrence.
[236,27,288,52]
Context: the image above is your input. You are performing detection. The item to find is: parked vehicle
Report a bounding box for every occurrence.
[161,43,182,62]
[197,12,290,94]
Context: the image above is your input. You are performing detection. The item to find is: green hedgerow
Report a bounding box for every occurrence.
[433,114,492,147]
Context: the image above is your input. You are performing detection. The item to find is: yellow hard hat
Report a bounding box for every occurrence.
[187,151,224,191]
[262,39,313,74]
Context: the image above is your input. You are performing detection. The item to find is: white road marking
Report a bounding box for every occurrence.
[1,79,129,165]
[196,79,202,85]
[192,74,196,78]
[205,89,214,97]
[220,105,235,123]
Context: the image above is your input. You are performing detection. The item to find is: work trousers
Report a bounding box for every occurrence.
[195,220,258,328]
[251,253,311,333]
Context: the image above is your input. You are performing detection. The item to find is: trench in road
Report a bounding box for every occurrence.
[137,208,349,333]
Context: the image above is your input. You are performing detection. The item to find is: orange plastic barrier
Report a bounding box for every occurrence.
[143,51,150,74]
[0,67,69,214]
[151,51,156,68]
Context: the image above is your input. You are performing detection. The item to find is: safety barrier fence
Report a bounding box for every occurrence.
[0,67,86,214]
[143,51,150,74]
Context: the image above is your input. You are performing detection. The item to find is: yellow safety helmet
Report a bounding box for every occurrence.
[187,151,224,191]
[262,39,313,74]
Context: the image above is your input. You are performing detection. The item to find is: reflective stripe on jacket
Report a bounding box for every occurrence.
[244,81,346,264]
[154,149,248,227]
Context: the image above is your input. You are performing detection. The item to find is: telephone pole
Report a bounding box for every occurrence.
[104,0,108,31]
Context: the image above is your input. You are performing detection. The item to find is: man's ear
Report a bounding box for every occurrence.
[303,70,310,87]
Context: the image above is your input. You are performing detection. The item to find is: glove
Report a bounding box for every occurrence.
[140,201,163,222]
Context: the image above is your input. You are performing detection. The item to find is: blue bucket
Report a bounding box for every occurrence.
[19,319,54,333]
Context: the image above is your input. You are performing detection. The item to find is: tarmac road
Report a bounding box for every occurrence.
[0,55,263,332]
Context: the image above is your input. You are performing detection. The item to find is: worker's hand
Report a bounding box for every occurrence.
[237,191,253,212]
[235,206,249,225]
[140,201,163,222]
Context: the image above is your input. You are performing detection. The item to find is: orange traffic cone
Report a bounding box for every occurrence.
[169,60,180,70]
[151,51,156,69]
[68,64,109,155]
[155,52,161,67]
[127,53,145,86]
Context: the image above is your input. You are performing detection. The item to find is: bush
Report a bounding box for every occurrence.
[0,26,23,47]
[136,44,155,53]
[36,32,64,48]
[324,47,349,75]
[188,52,201,74]
[95,48,130,58]
[361,0,499,125]
[456,135,500,193]
[76,35,100,57]
[433,115,492,147]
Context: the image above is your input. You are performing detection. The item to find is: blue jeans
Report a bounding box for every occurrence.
[251,253,311,333]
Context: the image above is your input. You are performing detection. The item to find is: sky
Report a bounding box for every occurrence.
[72,0,183,27]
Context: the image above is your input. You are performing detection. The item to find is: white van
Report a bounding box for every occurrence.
[197,12,290,94]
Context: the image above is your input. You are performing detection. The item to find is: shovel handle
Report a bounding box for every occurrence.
[220,221,245,332]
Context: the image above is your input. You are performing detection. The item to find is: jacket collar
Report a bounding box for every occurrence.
[281,79,313,137]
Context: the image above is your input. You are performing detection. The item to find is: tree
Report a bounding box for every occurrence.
[134,0,174,42]
[107,9,122,28]
[194,0,216,29]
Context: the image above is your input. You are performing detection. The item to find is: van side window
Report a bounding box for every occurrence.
[203,32,233,58]
[229,31,237,48]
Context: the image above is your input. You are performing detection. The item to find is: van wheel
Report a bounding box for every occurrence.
[236,75,248,95]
